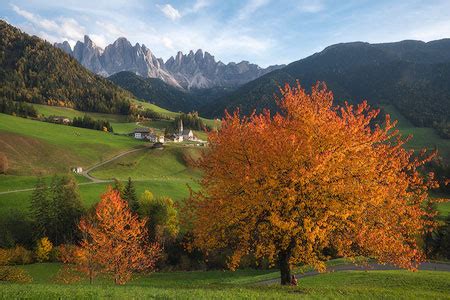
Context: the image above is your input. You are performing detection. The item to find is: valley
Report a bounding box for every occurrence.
[0,12,449,299]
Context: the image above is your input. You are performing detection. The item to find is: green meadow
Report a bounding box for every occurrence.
[383,105,450,161]
[0,262,448,299]
[0,113,143,175]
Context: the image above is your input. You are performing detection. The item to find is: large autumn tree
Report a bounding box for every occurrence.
[69,188,161,285]
[186,82,440,285]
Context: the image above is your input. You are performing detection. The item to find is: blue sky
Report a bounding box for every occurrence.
[2,0,450,67]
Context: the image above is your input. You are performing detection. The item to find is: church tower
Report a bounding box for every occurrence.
[179,119,183,135]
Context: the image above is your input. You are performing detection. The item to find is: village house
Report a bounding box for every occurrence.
[71,166,83,174]
[175,120,195,141]
[147,133,165,143]
[133,127,151,139]
[52,116,71,124]
[182,129,194,140]
[169,134,183,143]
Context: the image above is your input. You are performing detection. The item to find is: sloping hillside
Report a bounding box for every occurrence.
[0,20,132,114]
[0,113,141,175]
[108,71,197,112]
[205,40,450,138]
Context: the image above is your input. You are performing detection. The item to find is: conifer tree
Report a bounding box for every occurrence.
[48,175,84,244]
[30,177,50,239]
[123,177,139,212]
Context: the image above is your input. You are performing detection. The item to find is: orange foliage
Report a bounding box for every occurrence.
[185,82,440,284]
[65,188,161,285]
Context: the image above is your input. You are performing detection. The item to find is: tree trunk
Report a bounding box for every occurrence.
[279,250,292,285]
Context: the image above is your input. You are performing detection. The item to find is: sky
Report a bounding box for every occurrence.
[2,0,450,67]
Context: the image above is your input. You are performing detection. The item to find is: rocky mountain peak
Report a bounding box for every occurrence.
[54,41,72,55]
[56,35,285,90]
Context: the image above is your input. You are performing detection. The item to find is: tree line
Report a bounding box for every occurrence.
[0,99,37,118]
[72,115,113,132]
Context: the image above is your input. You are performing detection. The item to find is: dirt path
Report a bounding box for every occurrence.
[0,181,100,195]
[259,262,450,285]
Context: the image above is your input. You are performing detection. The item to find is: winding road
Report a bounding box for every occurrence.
[0,145,150,195]
[258,262,450,285]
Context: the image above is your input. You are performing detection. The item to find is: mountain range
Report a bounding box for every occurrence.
[55,36,284,90]
[1,19,449,139]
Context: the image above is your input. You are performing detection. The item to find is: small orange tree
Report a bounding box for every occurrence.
[73,188,161,284]
[186,82,439,285]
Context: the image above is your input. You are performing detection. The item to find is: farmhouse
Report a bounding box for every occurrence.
[52,116,70,124]
[133,127,151,139]
[71,166,83,174]
[148,133,165,143]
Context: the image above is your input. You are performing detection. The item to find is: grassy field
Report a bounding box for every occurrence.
[90,144,201,180]
[0,177,197,219]
[0,113,143,175]
[383,105,450,161]
[0,143,200,218]
[0,263,448,299]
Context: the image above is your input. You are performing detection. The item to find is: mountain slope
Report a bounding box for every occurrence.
[55,36,285,90]
[0,20,132,114]
[108,71,197,112]
[206,40,450,138]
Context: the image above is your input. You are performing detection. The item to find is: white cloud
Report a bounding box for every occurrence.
[95,21,125,37]
[192,0,211,12]
[298,0,325,13]
[237,0,270,20]
[89,34,108,48]
[11,4,59,31]
[10,4,85,44]
[157,4,181,21]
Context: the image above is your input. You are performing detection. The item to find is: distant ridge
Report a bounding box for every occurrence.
[202,39,450,138]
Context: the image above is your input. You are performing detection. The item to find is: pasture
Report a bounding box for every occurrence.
[0,263,449,299]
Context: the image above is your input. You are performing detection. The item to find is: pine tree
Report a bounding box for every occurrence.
[123,177,139,212]
[30,177,50,239]
[48,175,84,244]
[112,178,124,196]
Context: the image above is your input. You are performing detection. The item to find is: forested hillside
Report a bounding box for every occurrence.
[205,40,450,138]
[0,20,132,114]
[108,71,197,112]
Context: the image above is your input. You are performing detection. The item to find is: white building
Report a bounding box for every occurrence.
[133,128,151,139]
[148,133,165,143]
[178,120,195,141]
[71,167,83,174]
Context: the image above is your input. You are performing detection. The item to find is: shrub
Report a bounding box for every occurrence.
[35,237,53,262]
[0,266,32,283]
[0,249,9,265]
[9,246,34,265]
